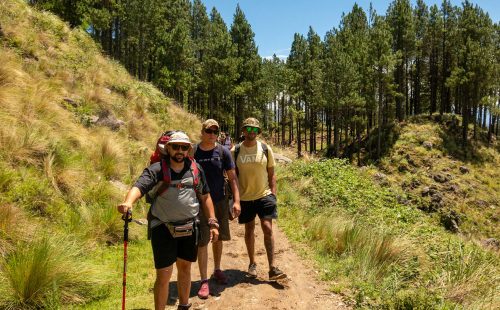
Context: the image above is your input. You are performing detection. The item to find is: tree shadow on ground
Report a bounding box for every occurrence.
[326,121,401,164]
[167,269,285,303]
[436,114,496,164]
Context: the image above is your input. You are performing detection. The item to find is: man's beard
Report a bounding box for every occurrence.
[245,135,256,141]
[170,153,184,163]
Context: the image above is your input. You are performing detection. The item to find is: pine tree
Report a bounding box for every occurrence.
[387,0,414,121]
[368,13,398,159]
[230,4,260,137]
[287,33,307,157]
[204,7,237,130]
[304,27,323,153]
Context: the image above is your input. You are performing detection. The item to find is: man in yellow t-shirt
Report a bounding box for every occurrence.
[231,117,287,281]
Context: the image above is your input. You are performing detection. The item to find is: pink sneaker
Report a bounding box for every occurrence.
[197,280,209,299]
[212,269,228,285]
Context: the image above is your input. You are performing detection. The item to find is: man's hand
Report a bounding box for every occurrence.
[232,201,241,218]
[117,202,133,214]
[210,228,219,243]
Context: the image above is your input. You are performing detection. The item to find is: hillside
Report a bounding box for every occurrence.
[377,115,499,240]
[277,117,499,308]
[1,1,499,309]
[0,1,200,308]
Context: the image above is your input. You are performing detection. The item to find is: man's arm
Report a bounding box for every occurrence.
[199,193,219,243]
[267,166,277,195]
[117,187,142,214]
[226,169,241,217]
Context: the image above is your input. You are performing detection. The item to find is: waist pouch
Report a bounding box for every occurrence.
[165,218,199,240]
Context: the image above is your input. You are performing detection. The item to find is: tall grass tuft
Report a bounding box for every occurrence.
[0,204,33,257]
[95,136,121,180]
[76,204,122,245]
[437,241,499,307]
[0,236,105,309]
[308,215,408,280]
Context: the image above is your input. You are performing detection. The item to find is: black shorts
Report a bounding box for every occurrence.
[238,194,278,224]
[151,224,198,269]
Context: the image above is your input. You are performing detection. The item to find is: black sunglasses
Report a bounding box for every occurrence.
[170,144,190,151]
[204,128,219,135]
[245,126,259,133]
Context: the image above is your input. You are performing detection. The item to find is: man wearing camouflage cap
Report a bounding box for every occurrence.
[232,117,287,281]
[194,119,241,298]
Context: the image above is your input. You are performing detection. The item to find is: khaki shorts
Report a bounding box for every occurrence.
[198,199,231,246]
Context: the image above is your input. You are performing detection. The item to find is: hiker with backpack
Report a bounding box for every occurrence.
[117,131,219,310]
[193,119,241,298]
[232,118,287,281]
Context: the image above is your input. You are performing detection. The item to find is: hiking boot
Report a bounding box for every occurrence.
[197,280,209,299]
[247,262,257,278]
[212,269,228,284]
[268,267,287,281]
[177,303,191,310]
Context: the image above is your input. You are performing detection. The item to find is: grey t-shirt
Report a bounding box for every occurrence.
[134,158,209,226]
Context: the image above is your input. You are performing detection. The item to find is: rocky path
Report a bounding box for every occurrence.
[164,219,349,310]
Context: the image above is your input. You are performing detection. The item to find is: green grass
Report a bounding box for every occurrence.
[278,159,499,309]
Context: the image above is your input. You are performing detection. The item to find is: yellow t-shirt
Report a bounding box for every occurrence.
[232,141,275,201]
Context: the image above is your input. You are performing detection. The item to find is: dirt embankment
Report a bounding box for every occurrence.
[166,219,349,310]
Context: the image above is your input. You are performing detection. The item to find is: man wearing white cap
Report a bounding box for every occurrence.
[118,131,219,310]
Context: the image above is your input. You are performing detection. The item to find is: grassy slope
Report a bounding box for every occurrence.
[0,1,200,308]
[278,118,499,308]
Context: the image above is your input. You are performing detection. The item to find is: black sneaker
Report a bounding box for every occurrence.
[247,262,257,278]
[268,267,287,280]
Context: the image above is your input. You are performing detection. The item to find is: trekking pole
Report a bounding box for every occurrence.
[121,209,132,310]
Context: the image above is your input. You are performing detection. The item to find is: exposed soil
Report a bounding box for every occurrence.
[165,219,349,310]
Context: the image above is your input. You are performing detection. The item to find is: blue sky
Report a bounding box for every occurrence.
[201,0,499,59]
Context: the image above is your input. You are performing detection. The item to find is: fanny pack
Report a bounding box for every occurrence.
[166,218,198,238]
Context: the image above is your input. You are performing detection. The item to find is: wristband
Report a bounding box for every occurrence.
[208,217,219,229]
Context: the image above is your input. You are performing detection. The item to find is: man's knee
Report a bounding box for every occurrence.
[156,266,173,285]
[245,221,255,233]
[261,220,273,236]
[176,258,192,271]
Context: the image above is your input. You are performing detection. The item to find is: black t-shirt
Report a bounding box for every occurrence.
[194,144,235,203]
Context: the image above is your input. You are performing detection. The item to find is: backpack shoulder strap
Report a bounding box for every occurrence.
[160,158,171,183]
[189,158,200,189]
[217,143,225,162]
[234,143,241,162]
[156,158,171,195]
[259,141,268,160]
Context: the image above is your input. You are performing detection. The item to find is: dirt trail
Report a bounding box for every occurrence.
[165,219,349,310]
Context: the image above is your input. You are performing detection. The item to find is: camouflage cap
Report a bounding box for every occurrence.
[202,119,219,130]
[242,117,260,129]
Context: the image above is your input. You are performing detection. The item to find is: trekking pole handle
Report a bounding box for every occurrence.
[122,210,132,242]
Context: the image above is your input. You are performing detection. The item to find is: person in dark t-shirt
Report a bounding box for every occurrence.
[194,119,240,299]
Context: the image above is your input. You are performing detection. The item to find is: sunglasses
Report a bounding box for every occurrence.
[204,128,219,135]
[245,127,259,133]
[170,144,190,151]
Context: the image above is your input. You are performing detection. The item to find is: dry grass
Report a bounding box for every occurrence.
[0,204,36,257]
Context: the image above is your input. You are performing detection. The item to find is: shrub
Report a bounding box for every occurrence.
[0,236,105,309]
